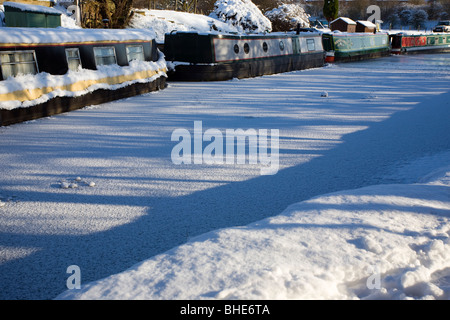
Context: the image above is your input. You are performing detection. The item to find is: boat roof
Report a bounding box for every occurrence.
[167,31,322,38]
[0,27,157,45]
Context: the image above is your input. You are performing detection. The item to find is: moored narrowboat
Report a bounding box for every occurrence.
[0,27,167,126]
[322,32,390,62]
[163,31,325,81]
[390,33,450,54]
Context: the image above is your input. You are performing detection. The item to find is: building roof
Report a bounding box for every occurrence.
[330,17,356,25]
[356,20,377,28]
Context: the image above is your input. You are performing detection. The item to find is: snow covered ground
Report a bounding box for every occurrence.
[129,9,239,43]
[0,53,449,300]
[56,163,450,300]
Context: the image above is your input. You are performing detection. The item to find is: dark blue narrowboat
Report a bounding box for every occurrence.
[163,31,325,81]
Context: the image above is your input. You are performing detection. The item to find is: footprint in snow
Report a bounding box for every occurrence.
[363,94,378,100]
[60,177,96,189]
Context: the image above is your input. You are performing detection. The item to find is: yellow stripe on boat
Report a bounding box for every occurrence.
[0,67,166,103]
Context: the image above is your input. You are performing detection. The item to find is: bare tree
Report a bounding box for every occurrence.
[110,0,134,28]
[81,0,134,28]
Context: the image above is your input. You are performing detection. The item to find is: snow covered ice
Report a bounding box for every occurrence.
[0,53,450,300]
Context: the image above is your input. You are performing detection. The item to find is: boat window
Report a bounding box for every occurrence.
[279,41,285,51]
[0,50,38,79]
[93,46,117,66]
[65,48,82,71]
[234,44,239,54]
[307,39,316,51]
[262,42,268,52]
[244,43,250,54]
[126,45,145,63]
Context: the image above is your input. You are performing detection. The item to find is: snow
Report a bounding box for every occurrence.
[131,3,273,38]
[129,9,239,43]
[55,4,81,29]
[331,17,356,25]
[265,3,310,28]
[210,0,272,33]
[357,20,377,28]
[55,165,450,300]
[386,30,438,36]
[0,27,157,44]
[0,52,449,300]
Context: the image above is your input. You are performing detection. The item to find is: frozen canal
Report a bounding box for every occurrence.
[0,54,449,299]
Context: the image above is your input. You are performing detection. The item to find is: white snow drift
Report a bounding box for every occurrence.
[129,9,239,43]
[210,0,272,33]
[56,164,450,300]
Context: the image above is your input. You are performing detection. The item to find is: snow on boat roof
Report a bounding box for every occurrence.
[326,31,388,36]
[0,27,157,45]
[168,31,322,38]
[330,17,356,25]
[3,1,61,15]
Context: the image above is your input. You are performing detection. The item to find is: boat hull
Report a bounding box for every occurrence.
[167,53,325,81]
[0,75,166,126]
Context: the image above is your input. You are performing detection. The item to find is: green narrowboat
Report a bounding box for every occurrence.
[322,32,390,62]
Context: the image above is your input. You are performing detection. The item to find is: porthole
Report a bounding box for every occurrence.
[262,42,268,52]
[234,44,239,54]
[279,41,285,51]
[243,43,250,54]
